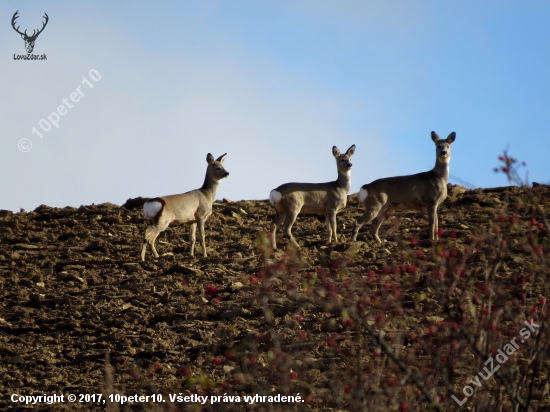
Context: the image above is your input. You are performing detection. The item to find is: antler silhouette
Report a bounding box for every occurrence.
[11,11,49,53]
[11,11,26,37]
[31,13,49,39]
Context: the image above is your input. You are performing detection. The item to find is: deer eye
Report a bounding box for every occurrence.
[216,167,222,171]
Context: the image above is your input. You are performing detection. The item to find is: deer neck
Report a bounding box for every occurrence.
[200,172,219,200]
[336,170,351,191]
[433,157,450,181]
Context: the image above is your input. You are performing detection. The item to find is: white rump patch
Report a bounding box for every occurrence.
[359,187,368,202]
[269,190,282,206]
[143,200,163,219]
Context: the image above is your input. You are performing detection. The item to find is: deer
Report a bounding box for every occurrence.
[269,144,356,249]
[11,11,49,54]
[351,131,456,244]
[141,153,229,261]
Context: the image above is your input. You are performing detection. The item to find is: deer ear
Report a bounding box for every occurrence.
[216,153,227,164]
[206,153,215,164]
[447,132,456,144]
[332,146,341,157]
[431,131,440,144]
[345,144,356,157]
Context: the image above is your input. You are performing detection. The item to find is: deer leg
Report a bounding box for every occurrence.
[197,218,207,257]
[141,238,148,262]
[270,212,286,250]
[352,204,383,242]
[189,222,197,257]
[327,209,338,243]
[284,210,300,248]
[142,223,166,260]
[325,214,333,243]
[368,204,389,243]
[428,204,438,241]
[142,226,159,261]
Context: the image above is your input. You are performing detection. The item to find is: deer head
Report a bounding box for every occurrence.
[12,11,49,54]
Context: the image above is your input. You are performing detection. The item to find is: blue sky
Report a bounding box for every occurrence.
[1,1,549,211]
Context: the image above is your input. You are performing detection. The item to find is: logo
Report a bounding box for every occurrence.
[11,10,49,54]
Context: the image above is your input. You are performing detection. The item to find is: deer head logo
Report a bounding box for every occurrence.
[11,11,49,54]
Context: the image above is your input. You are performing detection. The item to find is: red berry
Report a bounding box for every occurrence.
[296,314,304,323]
[327,337,335,347]
[531,218,537,226]
[450,231,457,238]
[429,325,437,333]
[299,331,307,339]
[343,384,352,393]
[290,371,298,379]
[205,283,217,296]
[212,356,222,366]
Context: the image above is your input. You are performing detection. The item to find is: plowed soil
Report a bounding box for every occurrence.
[1,184,549,411]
